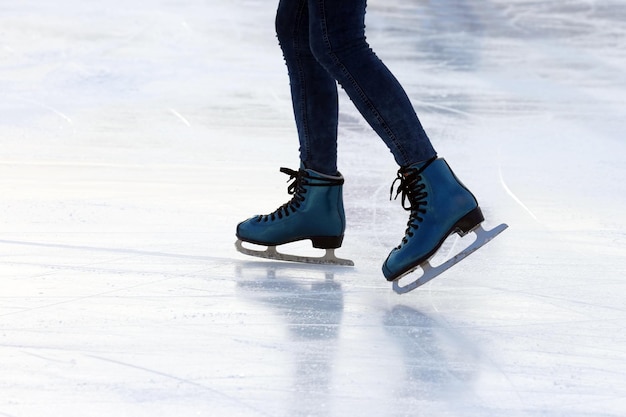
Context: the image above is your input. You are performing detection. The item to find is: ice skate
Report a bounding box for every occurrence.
[383,157,507,293]
[235,167,354,266]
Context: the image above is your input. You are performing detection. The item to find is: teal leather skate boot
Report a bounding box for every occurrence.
[383,157,484,281]
[236,167,346,250]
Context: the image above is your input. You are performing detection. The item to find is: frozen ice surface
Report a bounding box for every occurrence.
[1,0,626,416]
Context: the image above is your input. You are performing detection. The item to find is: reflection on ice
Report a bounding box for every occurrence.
[384,306,479,398]
[1,0,626,416]
[236,262,343,417]
[236,263,344,337]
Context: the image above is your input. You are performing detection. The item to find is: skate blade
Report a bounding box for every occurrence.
[392,223,508,294]
[235,239,354,267]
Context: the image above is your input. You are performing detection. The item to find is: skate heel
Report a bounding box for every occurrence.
[455,206,485,236]
[311,235,344,249]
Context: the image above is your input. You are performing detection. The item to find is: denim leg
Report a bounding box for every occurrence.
[308,0,436,166]
[276,0,339,175]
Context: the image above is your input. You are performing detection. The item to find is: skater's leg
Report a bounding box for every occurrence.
[235,1,347,262]
[307,0,436,167]
[305,0,490,281]
[276,0,339,175]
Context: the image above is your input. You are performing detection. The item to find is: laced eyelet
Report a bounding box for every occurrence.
[259,168,310,222]
[390,166,430,248]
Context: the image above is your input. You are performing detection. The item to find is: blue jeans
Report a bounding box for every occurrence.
[276,0,437,175]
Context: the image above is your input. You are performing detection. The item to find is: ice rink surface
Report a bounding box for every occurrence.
[1,0,626,416]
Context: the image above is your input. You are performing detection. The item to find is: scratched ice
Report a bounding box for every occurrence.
[1,1,625,416]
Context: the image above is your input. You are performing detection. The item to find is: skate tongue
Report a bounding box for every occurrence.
[408,156,437,173]
[390,157,437,205]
